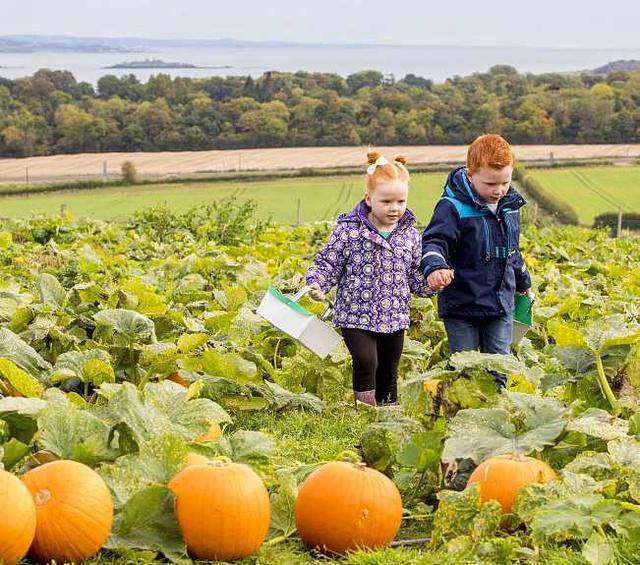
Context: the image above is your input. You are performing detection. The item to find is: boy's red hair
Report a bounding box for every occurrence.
[365,151,409,193]
[466,134,514,174]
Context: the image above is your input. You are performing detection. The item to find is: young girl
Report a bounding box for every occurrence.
[306,152,432,406]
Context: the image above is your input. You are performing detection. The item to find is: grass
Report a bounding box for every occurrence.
[0,173,447,223]
[7,165,638,228]
[529,165,640,225]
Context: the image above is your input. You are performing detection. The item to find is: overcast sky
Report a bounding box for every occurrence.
[3,0,638,49]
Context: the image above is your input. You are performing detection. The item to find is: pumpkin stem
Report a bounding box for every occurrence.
[336,450,362,464]
[208,456,233,467]
[594,352,621,416]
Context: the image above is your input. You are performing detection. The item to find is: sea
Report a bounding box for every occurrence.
[1,44,640,84]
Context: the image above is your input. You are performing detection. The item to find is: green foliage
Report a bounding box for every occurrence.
[4,67,640,157]
[0,203,636,562]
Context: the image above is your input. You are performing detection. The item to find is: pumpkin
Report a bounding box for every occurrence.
[422,378,441,396]
[195,421,223,443]
[22,460,114,563]
[467,454,557,513]
[184,452,210,467]
[169,459,270,561]
[0,470,37,565]
[295,461,402,554]
[168,371,190,387]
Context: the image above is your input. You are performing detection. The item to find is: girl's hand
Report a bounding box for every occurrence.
[427,269,454,291]
[308,282,326,301]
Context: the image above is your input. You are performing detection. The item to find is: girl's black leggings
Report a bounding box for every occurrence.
[341,328,405,404]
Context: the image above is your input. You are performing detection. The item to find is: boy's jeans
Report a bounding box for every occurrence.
[443,313,513,387]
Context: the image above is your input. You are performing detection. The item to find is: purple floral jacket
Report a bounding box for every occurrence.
[306,200,432,333]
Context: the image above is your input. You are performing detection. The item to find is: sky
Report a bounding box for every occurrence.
[2,0,639,49]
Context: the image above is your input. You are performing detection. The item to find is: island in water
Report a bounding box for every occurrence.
[103,58,231,70]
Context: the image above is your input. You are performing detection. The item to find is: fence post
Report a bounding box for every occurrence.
[616,207,623,238]
[296,198,302,225]
[102,161,108,182]
[25,167,29,184]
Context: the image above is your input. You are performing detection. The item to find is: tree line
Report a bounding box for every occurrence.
[1,65,639,157]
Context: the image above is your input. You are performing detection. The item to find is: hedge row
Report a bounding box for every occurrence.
[513,165,580,225]
[594,212,640,232]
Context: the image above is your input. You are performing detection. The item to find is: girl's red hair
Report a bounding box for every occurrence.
[365,151,410,193]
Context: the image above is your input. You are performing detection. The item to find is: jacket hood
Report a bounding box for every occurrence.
[444,166,525,210]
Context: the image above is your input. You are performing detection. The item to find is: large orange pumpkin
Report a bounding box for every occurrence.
[295,461,403,554]
[169,459,270,561]
[467,454,557,513]
[0,470,37,565]
[21,460,114,563]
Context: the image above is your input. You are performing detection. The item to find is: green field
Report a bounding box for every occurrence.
[529,165,640,225]
[3,165,639,226]
[0,173,447,223]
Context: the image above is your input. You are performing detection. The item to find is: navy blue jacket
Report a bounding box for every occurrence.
[420,166,531,318]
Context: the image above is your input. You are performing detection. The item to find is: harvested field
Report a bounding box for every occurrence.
[1,144,639,184]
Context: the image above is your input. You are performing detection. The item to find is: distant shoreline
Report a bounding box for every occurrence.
[103,58,232,70]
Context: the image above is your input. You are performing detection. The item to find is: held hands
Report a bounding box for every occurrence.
[427,269,455,292]
[308,282,326,301]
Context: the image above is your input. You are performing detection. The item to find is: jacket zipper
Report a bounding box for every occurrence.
[482,217,491,261]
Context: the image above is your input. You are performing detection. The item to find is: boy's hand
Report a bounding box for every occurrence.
[308,282,326,301]
[427,269,454,291]
[520,288,534,300]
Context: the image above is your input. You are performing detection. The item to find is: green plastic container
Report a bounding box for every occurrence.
[512,293,534,344]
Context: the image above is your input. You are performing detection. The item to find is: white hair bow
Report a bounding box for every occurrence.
[367,155,389,175]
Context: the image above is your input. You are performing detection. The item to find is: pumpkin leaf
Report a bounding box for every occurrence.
[97,381,231,448]
[100,433,189,508]
[105,485,187,564]
[205,430,275,470]
[37,273,67,309]
[442,400,566,464]
[260,380,325,413]
[360,413,424,473]
[93,308,156,345]
[431,485,502,545]
[0,358,44,397]
[184,348,258,384]
[0,327,51,377]
[37,389,120,466]
[0,396,47,444]
[176,332,208,353]
[608,437,640,468]
[566,408,629,441]
[268,468,298,540]
[530,494,623,544]
[50,349,114,387]
[582,531,615,565]
[1,437,30,470]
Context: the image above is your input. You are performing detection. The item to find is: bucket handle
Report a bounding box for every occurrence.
[292,286,334,321]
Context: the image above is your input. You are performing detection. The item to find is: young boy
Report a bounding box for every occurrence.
[420,134,532,386]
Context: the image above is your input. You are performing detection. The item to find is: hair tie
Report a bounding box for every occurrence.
[366,155,389,175]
